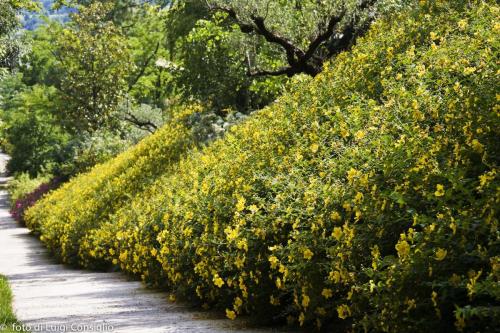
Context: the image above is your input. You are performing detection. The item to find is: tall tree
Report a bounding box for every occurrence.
[206,0,403,77]
[51,2,132,133]
[0,0,38,76]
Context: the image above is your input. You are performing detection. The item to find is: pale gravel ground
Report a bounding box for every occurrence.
[0,153,289,333]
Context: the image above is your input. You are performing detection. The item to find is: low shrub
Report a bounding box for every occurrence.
[26,1,499,332]
[8,173,51,205]
[10,177,61,225]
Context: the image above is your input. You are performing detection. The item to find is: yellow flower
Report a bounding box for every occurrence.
[478,170,496,188]
[346,168,360,183]
[310,143,319,153]
[329,270,341,283]
[150,248,157,257]
[430,31,438,40]
[431,291,438,307]
[316,307,326,316]
[268,255,279,269]
[235,196,246,212]
[301,295,310,308]
[224,226,238,242]
[234,256,245,268]
[298,312,305,326]
[226,309,236,320]
[395,240,410,258]
[463,67,476,75]
[337,304,351,319]
[330,211,341,221]
[406,298,416,311]
[119,250,128,262]
[236,238,248,251]
[457,19,468,30]
[435,248,447,261]
[233,297,243,310]
[213,274,225,288]
[355,130,366,141]
[471,139,483,153]
[354,192,364,204]
[434,184,445,197]
[270,295,280,306]
[332,227,343,241]
[303,248,314,260]
[321,288,333,299]
[449,222,457,235]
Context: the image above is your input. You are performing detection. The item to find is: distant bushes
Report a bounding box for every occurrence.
[8,173,51,205]
[26,1,499,332]
[9,175,60,225]
[1,85,71,177]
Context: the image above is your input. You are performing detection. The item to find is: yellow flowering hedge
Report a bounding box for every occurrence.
[26,1,499,332]
[25,106,201,267]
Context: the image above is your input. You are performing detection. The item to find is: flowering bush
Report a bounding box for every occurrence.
[10,177,61,225]
[26,1,499,332]
[8,173,51,205]
[25,106,201,267]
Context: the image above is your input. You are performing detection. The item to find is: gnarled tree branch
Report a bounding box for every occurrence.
[122,111,158,133]
[208,0,378,77]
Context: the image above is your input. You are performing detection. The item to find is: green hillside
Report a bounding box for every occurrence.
[26,1,499,332]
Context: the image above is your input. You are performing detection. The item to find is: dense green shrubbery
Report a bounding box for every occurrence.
[1,84,71,176]
[8,173,51,205]
[26,1,499,332]
[26,106,200,266]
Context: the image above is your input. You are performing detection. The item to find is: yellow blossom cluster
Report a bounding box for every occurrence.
[26,2,499,332]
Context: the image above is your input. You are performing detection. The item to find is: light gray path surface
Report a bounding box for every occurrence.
[0,153,286,333]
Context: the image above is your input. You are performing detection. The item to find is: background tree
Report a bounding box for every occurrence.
[164,1,285,113]
[0,0,38,76]
[1,82,70,176]
[51,2,133,133]
[207,0,408,77]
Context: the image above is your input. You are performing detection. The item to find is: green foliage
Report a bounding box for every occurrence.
[20,22,63,87]
[26,1,500,332]
[59,129,131,175]
[209,0,355,49]
[126,5,173,108]
[0,275,28,333]
[8,173,51,205]
[21,0,73,31]
[206,0,411,78]
[51,2,132,133]
[174,10,285,112]
[1,84,71,176]
[0,0,38,76]
[1,2,171,177]
[26,105,202,265]
[0,72,136,177]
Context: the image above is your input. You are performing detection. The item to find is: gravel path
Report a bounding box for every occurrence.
[0,153,287,333]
